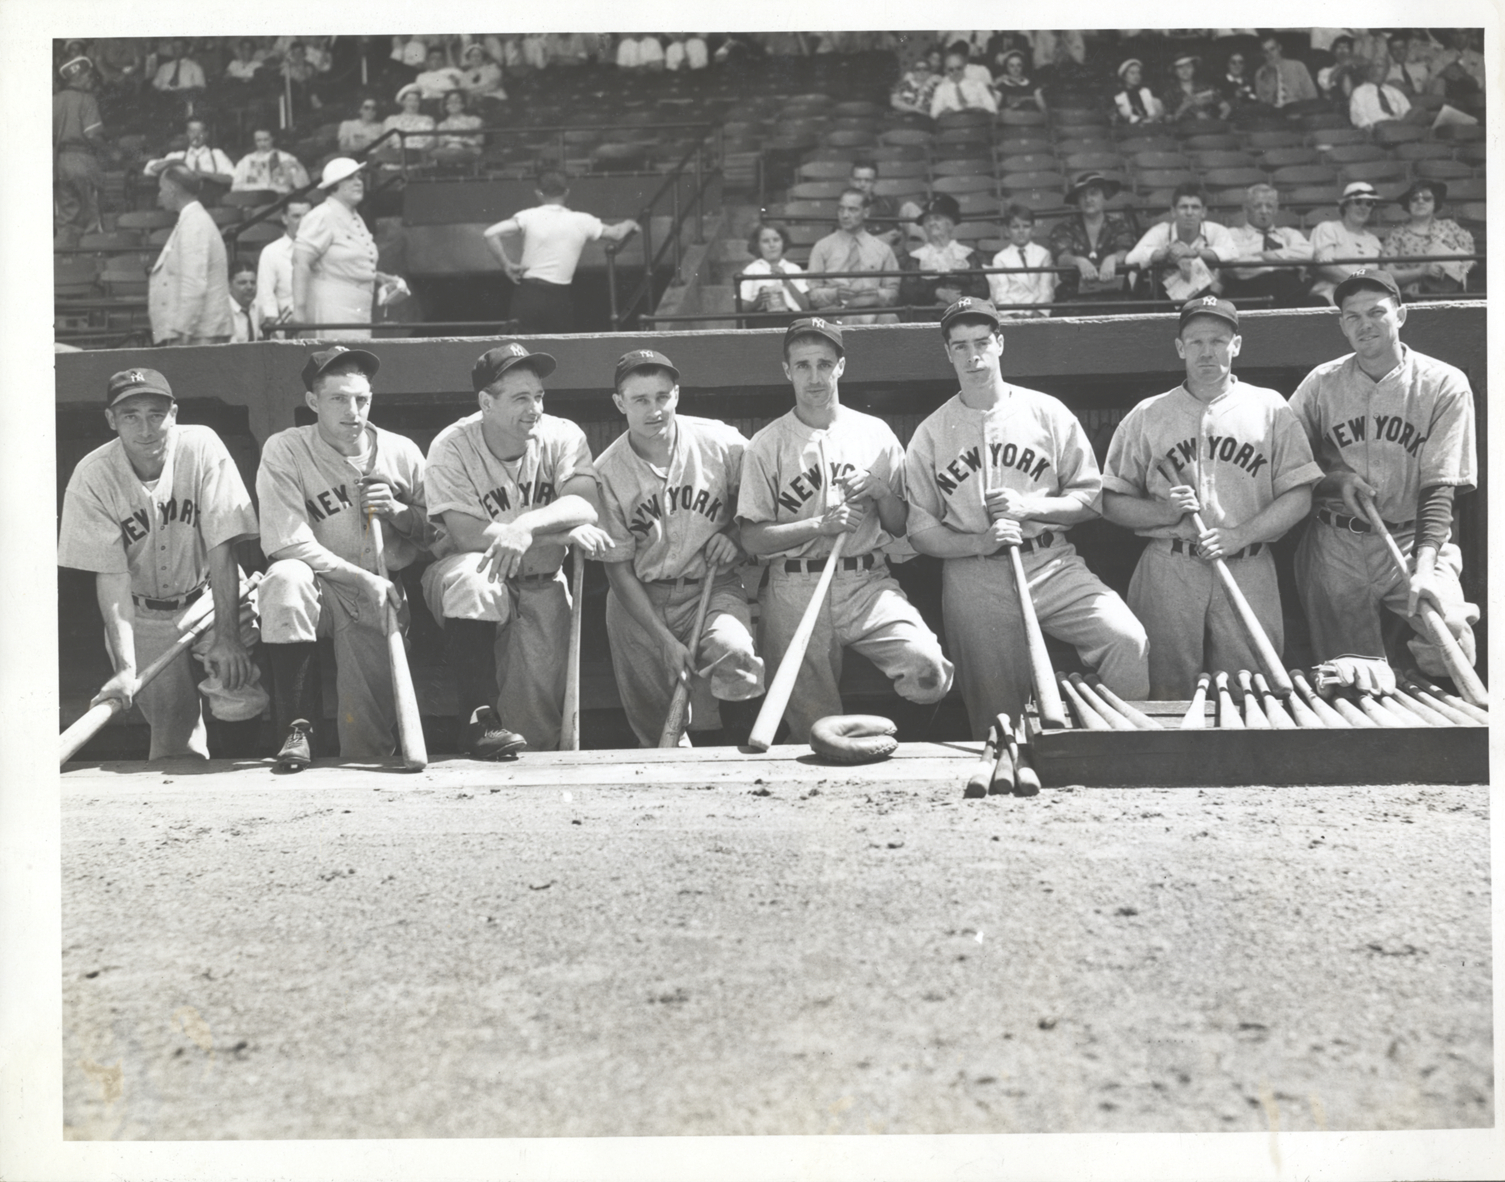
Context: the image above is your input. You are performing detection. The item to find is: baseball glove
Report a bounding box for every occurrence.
[809,714,899,764]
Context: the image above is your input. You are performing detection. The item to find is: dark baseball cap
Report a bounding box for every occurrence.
[301,345,380,391]
[784,316,844,354]
[939,296,1002,337]
[614,348,680,388]
[472,341,557,391]
[105,367,173,407]
[1333,267,1403,307]
[1178,295,1240,332]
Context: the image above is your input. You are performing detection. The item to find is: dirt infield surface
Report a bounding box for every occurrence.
[61,746,1491,1140]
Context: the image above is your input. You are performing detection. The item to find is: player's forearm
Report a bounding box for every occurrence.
[510,494,597,540]
[603,562,680,648]
[1222,485,1313,547]
[874,493,907,536]
[1020,494,1097,526]
[95,573,137,674]
[1102,489,1184,531]
[207,542,242,645]
[908,524,993,558]
[739,517,825,556]
[267,538,365,580]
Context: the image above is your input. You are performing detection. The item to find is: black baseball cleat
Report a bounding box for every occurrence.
[466,706,527,761]
[274,719,313,772]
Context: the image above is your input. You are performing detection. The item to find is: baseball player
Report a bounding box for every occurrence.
[422,343,612,755]
[1288,268,1479,678]
[738,316,953,741]
[1102,297,1322,699]
[257,347,432,770]
[906,298,1148,737]
[58,367,266,759]
[594,349,765,746]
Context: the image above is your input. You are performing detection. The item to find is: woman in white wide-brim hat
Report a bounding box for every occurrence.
[291,158,381,339]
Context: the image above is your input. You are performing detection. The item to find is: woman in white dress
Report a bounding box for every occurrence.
[292,158,382,340]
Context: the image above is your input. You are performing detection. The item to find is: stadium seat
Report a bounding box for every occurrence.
[79,231,143,251]
[1394,141,1455,163]
[1193,150,1258,171]
[832,100,882,117]
[1062,151,1125,173]
[778,199,837,220]
[1415,159,1477,182]
[1301,112,1350,131]
[1056,136,1115,157]
[997,153,1060,174]
[1456,201,1487,223]
[1444,178,1486,201]
[1245,130,1305,150]
[789,180,847,199]
[1432,123,1485,143]
[233,222,283,247]
[870,147,928,166]
[1001,171,1066,193]
[880,129,935,148]
[207,207,242,227]
[1117,135,1179,155]
[936,158,998,177]
[936,109,993,131]
[1305,127,1369,149]
[1131,151,1191,171]
[822,129,877,149]
[873,163,928,183]
[1184,134,1242,152]
[798,160,854,181]
[1374,203,1409,226]
[1172,118,1231,137]
[955,191,1001,216]
[1272,164,1339,188]
[1283,184,1343,207]
[936,126,992,147]
[1455,142,1487,167]
[1134,169,1197,192]
[1256,146,1320,169]
[933,175,998,195]
[1301,206,1341,229]
[54,255,101,297]
[953,220,1001,243]
[1340,160,1408,185]
[1323,144,1388,166]
[115,209,175,231]
[1203,167,1267,192]
[1370,122,1427,146]
[783,224,826,248]
[995,135,1054,156]
[1000,110,1048,128]
[222,189,278,208]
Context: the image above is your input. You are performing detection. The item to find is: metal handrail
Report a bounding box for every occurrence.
[642,296,1284,325]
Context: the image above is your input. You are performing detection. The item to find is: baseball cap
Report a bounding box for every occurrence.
[1333,267,1403,307]
[784,316,844,354]
[939,296,1002,337]
[59,55,92,80]
[1339,181,1380,204]
[301,345,380,390]
[1178,295,1240,332]
[105,367,173,407]
[472,342,557,391]
[614,348,680,388]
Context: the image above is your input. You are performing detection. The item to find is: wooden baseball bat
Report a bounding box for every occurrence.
[1385,688,1454,727]
[1356,492,1488,710]
[657,567,719,748]
[1085,675,1160,730]
[1281,678,1327,729]
[1009,544,1067,729]
[989,712,1015,794]
[1236,669,1272,729]
[1011,713,1041,796]
[1058,672,1111,730]
[369,517,426,771]
[1251,672,1297,729]
[1156,462,1292,698]
[58,576,262,766]
[1409,676,1490,725]
[747,533,847,751]
[1180,673,1210,729]
[964,721,1000,798]
[1290,668,1355,728]
[562,546,585,752]
[1399,680,1480,726]
[1213,672,1244,729]
[1373,690,1438,727]
[1356,692,1412,728]
[1068,673,1135,731]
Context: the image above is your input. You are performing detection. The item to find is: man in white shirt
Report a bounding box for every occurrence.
[1221,184,1314,308]
[227,260,260,343]
[482,169,640,332]
[144,119,235,188]
[255,200,309,336]
[413,47,463,101]
[616,35,665,71]
[151,40,206,93]
[1125,184,1240,302]
[1349,58,1415,128]
[930,49,998,118]
[988,204,1056,317]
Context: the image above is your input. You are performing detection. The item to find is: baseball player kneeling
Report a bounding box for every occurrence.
[59,368,267,759]
[421,344,612,755]
[907,298,1149,737]
[1102,297,1321,698]
[738,317,953,742]
[257,347,432,769]
[595,349,765,746]
[1288,268,1480,678]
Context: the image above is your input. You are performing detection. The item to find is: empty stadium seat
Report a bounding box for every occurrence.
[1203,167,1267,192]
[880,129,934,148]
[1172,118,1231,137]
[937,126,991,148]
[1117,135,1179,155]
[1444,178,1486,201]
[1135,169,1197,192]
[115,209,175,231]
[1132,150,1191,171]
[798,160,853,181]
[1302,206,1341,229]
[1184,134,1242,152]
[778,199,837,220]
[1245,130,1305,150]
[789,180,847,199]
[832,100,882,117]
[1433,123,1485,143]
[1256,146,1320,169]
[953,220,1001,242]
[1272,164,1339,188]
[79,231,143,251]
[955,191,1002,216]
[1374,203,1410,225]
[1001,171,1066,193]
[870,147,928,166]
[1057,136,1115,157]
[822,129,877,149]
[873,173,928,192]
[1371,122,1427,147]
[1063,151,1125,173]
[222,189,278,208]
[1323,143,1388,166]
[1456,142,1487,167]
[1306,127,1369,149]
[1394,141,1456,163]
[1415,159,1477,182]
[233,222,284,247]
[1193,150,1257,171]
[997,153,1059,174]
[1000,110,1048,128]
[54,255,101,297]
[995,135,1054,156]
[934,175,997,195]
[936,158,998,177]
[1341,160,1408,185]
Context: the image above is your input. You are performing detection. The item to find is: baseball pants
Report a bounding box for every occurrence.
[260,558,403,760]
[944,541,1149,739]
[125,592,266,760]
[760,561,953,743]
[421,552,572,751]
[605,569,765,747]
[1295,519,1474,667]
[1127,539,1279,700]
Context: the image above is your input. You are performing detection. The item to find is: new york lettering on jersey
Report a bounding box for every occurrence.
[774,457,857,515]
[627,481,726,537]
[119,494,198,541]
[1322,412,1429,458]
[480,473,556,519]
[933,439,1052,495]
[1157,434,1270,478]
[303,482,355,523]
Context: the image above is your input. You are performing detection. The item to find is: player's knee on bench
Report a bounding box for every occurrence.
[259,559,320,640]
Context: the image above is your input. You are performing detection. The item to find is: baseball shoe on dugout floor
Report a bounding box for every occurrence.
[465,706,527,761]
[274,719,314,773]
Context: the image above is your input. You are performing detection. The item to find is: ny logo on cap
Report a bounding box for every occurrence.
[632,349,656,359]
[1352,268,1367,277]
[809,317,827,329]
[1201,296,1219,306]
[126,370,145,384]
[955,298,973,309]
[508,344,527,357]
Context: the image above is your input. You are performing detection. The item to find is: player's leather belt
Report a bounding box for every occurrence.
[987,531,1055,556]
[784,553,878,574]
[1316,508,1412,535]
[133,585,206,611]
[650,575,702,587]
[515,570,559,584]
[1169,538,1263,560]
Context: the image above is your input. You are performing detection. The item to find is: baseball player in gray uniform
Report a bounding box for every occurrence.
[738,316,953,742]
[257,346,432,769]
[1288,269,1479,676]
[422,343,612,755]
[58,367,266,759]
[907,298,1149,737]
[1102,297,1322,698]
[595,348,765,746]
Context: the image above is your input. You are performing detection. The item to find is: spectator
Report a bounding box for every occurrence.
[520,34,550,71]
[738,222,811,316]
[435,90,484,157]
[1383,180,1475,296]
[414,46,463,101]
[1316,35,1362,103]
[391,36,429,70]
[806,188,901,325]
[1125,183,1240,302]
[339,98,388,154]
[1050,172,1138,305]
[1430,28,1483,99]
[848,161,915,250]
[92,37,145,95]
[144,119,235,188]
[227,260,260,342]
[53,55,105,234]
[224,39,263,83]
[899,194,988,320]
[930,48,998,118]
[292,158,383,340]
[1254,33,1318,107]
[385,85,436,153]
[989,203,1056,317]
[151,38,206,93]
[481,169,640,333]
[617,34,666,71]
[1348,58,1414,128]
[545,33,592,67]
[1163,54,1227,122]
[458,43,506,105]
[1308,182,1384,304]
[231,129,311,195]
[891,54,940,115]
[1113,59,1165,123]
[665,33,709,71]
[148,165,231,346]
[1221,183,1314,307]
[255,200,309,335]
[995,49,1046,112]
[276,40,329,112]
[1219,50,1260,108]
[1382,33,1429,94]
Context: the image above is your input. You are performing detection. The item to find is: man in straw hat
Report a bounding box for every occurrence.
[148,163,232,346]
